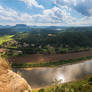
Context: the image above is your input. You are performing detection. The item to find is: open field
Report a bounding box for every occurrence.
[0,35,14,45]
[7,50,92,68]
[11,56,92,68]
[9,50,92,64]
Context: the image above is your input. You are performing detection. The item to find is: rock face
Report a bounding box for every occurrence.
[0,58,31,92]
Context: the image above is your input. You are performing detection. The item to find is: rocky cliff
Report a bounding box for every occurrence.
[0,58,31,92]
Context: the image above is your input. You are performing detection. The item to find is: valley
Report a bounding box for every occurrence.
[0,25,92,92]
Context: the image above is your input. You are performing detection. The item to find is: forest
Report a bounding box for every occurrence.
[1,27,92,56]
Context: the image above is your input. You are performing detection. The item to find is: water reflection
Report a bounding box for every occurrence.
[56,74,65,83]
[14,60,92,88]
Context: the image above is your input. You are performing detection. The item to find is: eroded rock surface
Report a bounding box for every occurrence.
[0,58,31,92]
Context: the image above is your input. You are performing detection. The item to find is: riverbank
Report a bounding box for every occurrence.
[7,49,92,68]
[13,59,92,89]
[33,75,92,92]
[9,49,92,64]
[12,55,92,68]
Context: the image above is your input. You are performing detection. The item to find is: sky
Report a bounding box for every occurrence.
[0,0,92,26]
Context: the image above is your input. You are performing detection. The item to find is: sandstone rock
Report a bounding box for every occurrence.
[0,58,31,92]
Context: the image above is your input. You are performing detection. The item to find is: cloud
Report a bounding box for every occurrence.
[55,0,92,16]
[77,16,92,25]
[20,0,44,9]
[0,5,83,26]
[0,2,92,26]
[0,5,34,25]
[30,6,72,24]
[0,5,18,21]
[0,5,66,25]
[42,6,76,24]
[0,5,55,25]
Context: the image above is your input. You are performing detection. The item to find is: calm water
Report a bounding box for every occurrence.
[14,60,92,88]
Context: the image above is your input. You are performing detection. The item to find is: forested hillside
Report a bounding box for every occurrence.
[1,27,92,56]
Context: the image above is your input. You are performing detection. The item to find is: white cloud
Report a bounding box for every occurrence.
[0,5,34,25]
[0,5,81,26]
[0,5,54,25]
[48,6,72,23]
[88,8,92,16]
[77,16,92,25]
[55,0,92,16]
[0,3,92,26]
[0,5,17,17]
[42,5,92,26]
[0,5,18,21]
[20,0,44,9]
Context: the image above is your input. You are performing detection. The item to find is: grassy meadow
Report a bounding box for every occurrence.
[0,35,14,45]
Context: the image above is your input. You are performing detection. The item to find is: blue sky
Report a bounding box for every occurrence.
[0,0,92,26]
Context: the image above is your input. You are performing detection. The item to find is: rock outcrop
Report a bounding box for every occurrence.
[0,58,31,92]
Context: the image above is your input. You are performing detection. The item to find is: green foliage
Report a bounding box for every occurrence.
[33,76,92,92]
[0,28,16,36]
[0,35,14,45]
[1,28,92,55]
[13,31,92,54]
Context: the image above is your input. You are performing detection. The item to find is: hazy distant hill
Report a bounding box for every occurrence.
[12,24,31,32]
[0,24,32,33]
[0,28,16,36]
[0,24,92,34]
[0,25,11,29]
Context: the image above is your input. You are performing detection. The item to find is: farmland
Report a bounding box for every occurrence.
[0,35,14,45]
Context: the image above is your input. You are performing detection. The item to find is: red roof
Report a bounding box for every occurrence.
[0,49,5,53]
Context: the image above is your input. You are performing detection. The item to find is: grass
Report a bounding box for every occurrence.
[32,75,92,92]
[12,55,92,68]
[0,35,14,45]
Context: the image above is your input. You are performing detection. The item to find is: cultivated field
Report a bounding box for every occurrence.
[9,50,92,64]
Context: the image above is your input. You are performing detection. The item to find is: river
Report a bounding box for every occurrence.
[14,60,92,89]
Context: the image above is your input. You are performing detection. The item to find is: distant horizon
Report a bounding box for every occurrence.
[0,24,92,27]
